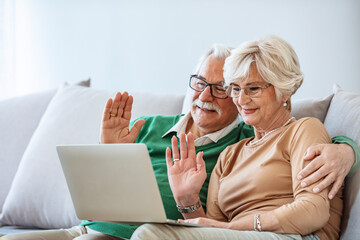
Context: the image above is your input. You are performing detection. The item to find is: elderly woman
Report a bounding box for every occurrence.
[130,36,342,240]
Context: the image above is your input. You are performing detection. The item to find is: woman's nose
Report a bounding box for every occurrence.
[237,90,251,106]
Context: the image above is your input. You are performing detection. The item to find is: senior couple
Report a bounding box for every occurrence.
[2,35,359,240]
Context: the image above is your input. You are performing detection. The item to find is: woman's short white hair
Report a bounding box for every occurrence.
[194,44,233,75]
[223,35,303,111]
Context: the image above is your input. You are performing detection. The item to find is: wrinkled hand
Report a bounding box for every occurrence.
[166,132,207,207]
[100,92,145,144]
[297,143,355,199]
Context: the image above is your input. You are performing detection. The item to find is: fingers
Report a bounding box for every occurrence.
[102,98,113,121]
[122,95,134,120]
[196,151,205,171]
[298,155,324,180]
[116,92,129,118]
[299,161,324,187]
[171,136,180,161]
[108,92,132,118]
[300,167,344,199]
[300,143,349,199]
[310,173,336,194]
[128,119,145,142]
[187,132,196,160]
[179,132,188,159]
[110,92,122,117]
[303,145,324,161]
[328,178,344,200]
[166,147,173,168]
[169,133,198,167]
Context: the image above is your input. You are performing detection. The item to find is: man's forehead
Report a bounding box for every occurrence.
[197,56,225,81]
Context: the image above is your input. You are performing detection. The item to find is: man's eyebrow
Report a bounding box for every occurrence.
[196,75,225,84]
[196,75,207,81]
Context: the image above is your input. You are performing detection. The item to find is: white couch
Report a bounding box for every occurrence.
[0,83,359,239]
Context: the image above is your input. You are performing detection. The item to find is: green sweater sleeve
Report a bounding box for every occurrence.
[332,135,360,177]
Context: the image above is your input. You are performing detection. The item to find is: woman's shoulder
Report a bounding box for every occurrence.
[291,117,325,130]
[287,117,330,142]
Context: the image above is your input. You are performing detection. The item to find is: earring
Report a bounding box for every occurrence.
[283,102,287,107]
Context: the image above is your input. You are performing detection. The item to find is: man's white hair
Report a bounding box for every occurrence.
[223,35,304,112]
[194,44,234,75]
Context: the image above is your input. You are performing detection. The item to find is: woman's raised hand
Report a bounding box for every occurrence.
[100,92,145,143]
[166,132,207,207]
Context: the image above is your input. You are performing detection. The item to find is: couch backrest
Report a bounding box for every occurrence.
[323,85,360,239]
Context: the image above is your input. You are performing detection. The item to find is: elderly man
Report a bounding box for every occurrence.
[1,44,358,240]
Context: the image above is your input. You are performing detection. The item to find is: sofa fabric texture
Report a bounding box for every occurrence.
[0,83,359,239]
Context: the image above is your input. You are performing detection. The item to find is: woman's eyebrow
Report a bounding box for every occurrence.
[230,81,266,86]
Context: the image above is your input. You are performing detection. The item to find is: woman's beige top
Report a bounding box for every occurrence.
[206,117,342,240]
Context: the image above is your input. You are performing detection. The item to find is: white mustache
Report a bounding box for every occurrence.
[192,99,222,113]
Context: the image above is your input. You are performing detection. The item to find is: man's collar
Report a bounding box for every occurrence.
[162,113,191,138]
[162,113,240,146]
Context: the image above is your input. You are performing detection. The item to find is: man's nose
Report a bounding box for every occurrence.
[199,86,214,101]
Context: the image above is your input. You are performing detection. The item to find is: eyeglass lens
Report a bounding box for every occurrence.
[190,76,227,99]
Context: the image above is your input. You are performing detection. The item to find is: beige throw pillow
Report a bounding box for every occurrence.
[0,80,90,214]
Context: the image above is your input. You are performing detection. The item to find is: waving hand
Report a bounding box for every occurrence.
[166,132,207,207]
[100,92,145,143]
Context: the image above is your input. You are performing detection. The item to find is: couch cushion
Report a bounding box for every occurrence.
[291,94,334,123]
[0,226,42,237]
[0,80,91,214]
[0,85,184,229]
[0,89,56,214]
[323,84,360,239]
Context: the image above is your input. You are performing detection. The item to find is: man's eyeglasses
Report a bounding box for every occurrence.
[227,83,272,98]
[189,75,228,99]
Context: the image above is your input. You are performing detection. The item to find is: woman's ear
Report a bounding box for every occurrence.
[281,95,290,104]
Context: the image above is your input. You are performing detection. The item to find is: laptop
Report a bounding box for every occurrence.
[56,143,203,227]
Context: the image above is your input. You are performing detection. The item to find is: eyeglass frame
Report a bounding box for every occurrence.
[226,82,272,98]
[189,75,228,99]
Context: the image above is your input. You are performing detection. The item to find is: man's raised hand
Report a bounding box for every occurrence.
[100,92,145,144]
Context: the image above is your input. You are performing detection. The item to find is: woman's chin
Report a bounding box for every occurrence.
[242,117,258,127]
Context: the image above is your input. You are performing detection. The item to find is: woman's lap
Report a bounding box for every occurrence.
[130,223,319,240]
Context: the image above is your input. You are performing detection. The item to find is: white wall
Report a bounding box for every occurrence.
[3,0,360,100]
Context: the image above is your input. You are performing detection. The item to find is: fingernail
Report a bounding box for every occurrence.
[313,187,320,193]
[297,174,302,180]
[301,182,307,187]
[329,194,334,200]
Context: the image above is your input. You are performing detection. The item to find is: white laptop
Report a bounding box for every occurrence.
[56,143,202,227]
